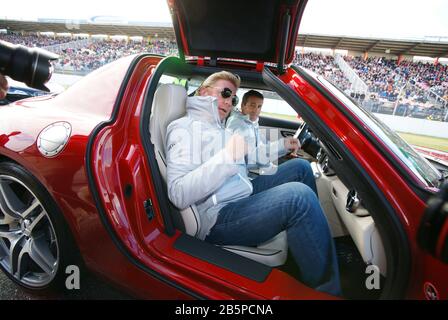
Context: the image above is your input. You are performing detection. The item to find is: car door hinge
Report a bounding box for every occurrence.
[144,199,154,221]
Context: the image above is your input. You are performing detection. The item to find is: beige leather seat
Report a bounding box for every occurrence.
[149,83,287,267]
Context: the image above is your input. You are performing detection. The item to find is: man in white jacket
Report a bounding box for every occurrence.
[165,71,340,296]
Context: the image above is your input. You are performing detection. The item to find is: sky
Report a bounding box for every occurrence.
[2,0,448,41]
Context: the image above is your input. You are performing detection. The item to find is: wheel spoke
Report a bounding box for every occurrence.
[0,229,22,241]
[0,202,19,226]
[0,179,22,216]
[28,236,56,275]
[0,239,9,256]
[27,210,46,234]
[0,210,17,225]
[0,178,20,224]
[9,234,25,275]
[20,200,40,220]
[16,240,30,280]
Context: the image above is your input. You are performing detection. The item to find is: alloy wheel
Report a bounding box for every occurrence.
[0,174,59,288]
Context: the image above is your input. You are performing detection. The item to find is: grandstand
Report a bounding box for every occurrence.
[2,19,448,58]
[0,18,447,122]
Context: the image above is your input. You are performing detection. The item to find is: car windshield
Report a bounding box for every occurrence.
[310,70,443,189]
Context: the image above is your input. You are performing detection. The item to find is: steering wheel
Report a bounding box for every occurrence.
[292,121,321,158]
[293,121,310,147]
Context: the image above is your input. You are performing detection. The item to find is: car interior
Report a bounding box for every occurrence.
[144,58,389,299]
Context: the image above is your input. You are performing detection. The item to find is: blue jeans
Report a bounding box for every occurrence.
[205,158,341,296]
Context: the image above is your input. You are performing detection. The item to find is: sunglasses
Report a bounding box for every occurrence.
[209,86,239,107]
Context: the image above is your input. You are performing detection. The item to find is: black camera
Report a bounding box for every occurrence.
[0,40,59,91]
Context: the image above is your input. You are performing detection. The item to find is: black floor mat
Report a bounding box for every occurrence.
[279,236,383,299]
[335,236,383,300]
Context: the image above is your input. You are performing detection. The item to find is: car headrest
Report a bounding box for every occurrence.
[149,84,187,159]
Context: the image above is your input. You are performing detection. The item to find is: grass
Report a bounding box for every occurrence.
[261,112,448,152]
[396,132,448,152]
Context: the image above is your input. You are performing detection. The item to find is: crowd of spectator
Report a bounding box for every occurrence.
[345,55,448,103]
[1,32,447,120]
[293,52,351,92]
[0,33,178,72]
[54,39,178,71]
[292,52,447,120]
[0,33,73,48]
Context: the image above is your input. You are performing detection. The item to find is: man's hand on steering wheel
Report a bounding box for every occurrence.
[284,136,301,156]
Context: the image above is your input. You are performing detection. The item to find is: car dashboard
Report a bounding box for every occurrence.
[297,126,387,276]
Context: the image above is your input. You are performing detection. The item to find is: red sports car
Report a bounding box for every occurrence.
[0,0,447,300]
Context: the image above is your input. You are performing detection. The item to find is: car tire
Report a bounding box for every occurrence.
[0,161,82,293]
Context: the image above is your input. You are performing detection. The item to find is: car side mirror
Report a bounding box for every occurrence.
[417,183,448,263]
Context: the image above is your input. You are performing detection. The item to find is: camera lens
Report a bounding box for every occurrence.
[0,40,58,91]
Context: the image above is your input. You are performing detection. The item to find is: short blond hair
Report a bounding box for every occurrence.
[200,71,241,91]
